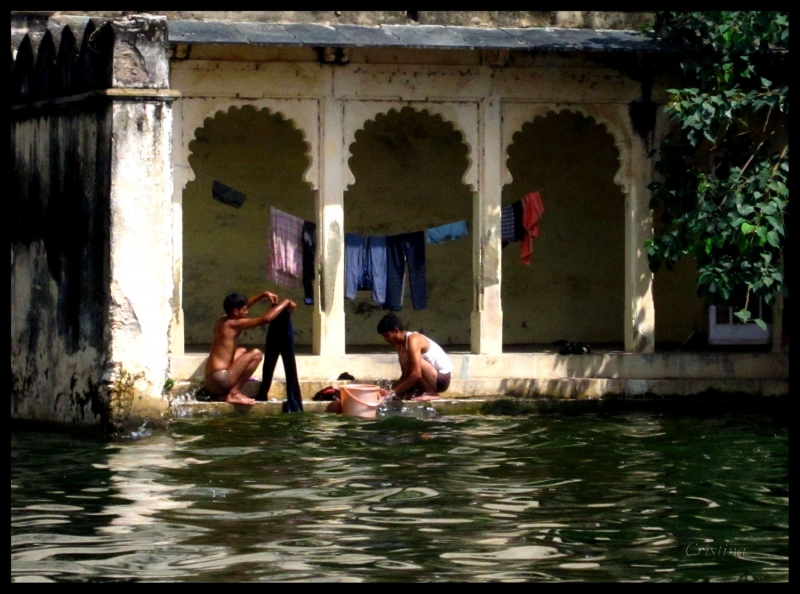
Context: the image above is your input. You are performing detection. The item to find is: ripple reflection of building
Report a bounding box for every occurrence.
[96,438,200,534]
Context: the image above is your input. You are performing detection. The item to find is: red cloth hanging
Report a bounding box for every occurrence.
[520,191,544,264]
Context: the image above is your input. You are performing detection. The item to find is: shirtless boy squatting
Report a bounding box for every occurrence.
[204,290,295,405]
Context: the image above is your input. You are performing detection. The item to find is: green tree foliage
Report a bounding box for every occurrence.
[647,12,789,329]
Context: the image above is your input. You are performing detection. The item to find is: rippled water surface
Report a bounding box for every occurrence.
[11,407,788,582]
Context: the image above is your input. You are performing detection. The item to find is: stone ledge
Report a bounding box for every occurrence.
[170,391,790,419]
[170,376,789,402]
[169,351,789,385]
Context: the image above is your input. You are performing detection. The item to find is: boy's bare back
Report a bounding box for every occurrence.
[202,291,295,404]
[205,316,241,375]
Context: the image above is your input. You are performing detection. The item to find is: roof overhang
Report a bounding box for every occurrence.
[167,21,668,54]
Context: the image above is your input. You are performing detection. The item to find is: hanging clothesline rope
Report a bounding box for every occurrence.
[180,140,620,231]
[180,140,620,202]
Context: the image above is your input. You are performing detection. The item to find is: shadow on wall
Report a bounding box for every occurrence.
[183,105,315,346]
[343,106,473,348]
[501,110,625,347]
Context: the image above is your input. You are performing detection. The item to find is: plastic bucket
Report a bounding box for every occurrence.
[340,384,384,418]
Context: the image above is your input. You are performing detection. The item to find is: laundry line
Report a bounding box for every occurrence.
[180,139,617,209]
[182,165,544,298]
[268,203,470,312]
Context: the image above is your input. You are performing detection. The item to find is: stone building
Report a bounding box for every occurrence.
[10,11,788,432]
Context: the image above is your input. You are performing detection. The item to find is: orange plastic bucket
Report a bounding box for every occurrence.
[339,384,384,418]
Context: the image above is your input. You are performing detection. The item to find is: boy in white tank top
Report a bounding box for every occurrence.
[377,313,453,400]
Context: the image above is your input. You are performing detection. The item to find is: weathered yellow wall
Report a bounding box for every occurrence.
[501,111,624,345]
[343,107,473,346]
[653,257,708,344]
[182,105,315,347]
[176,41,706,351]
[182,104,704,349]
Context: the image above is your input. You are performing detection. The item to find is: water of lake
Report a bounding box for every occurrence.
[11,404,788,582]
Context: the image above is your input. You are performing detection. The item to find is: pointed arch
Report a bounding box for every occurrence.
[501,107,627,346]
[342,104,475,347]
[180,103,318,346]
[54,26,78,97]
[32,30,56,101]
[11,36,34,103]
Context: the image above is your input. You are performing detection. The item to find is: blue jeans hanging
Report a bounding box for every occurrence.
[384,231,427,311]
[369,236,387,305]
[345,233,364,300]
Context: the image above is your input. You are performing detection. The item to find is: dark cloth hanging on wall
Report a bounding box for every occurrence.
[256,310,303,413]
[212,180,246,208]
[302,220,316,305]
[501,200,526,248]
[501,204,516,246]
[384,231,427,311]
[500,204,514,247]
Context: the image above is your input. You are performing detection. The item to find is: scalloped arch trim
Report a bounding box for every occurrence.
[504,105,632,196]
[185,103,315,189]
[345,104,476,192]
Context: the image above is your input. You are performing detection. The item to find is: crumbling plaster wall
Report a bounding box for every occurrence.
[11,15,176,432]
[11,108,112,428]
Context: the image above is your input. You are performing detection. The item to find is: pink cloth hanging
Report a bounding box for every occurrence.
[520,191,544,265]
[268,206,304,289]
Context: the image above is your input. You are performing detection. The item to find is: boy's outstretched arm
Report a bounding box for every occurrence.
[233,299,296,331]
[247,290,279,307]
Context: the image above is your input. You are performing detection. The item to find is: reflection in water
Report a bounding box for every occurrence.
[11,410,788,582]
[96,437,202,533]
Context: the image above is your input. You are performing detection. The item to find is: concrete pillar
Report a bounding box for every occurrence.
[471,95,503,355]
[624,134,655,353]
[313,95,346,356]
[104,15,179,424]
[169,97,185,356]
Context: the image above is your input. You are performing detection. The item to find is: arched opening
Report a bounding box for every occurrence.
[502,110,624,350]
[343,106,472,351]
[183,105,315,350]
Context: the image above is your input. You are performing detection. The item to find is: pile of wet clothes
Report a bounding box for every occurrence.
[312,372,355,401]
[552,340,592,355]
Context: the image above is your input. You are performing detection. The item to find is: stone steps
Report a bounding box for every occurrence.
[167,351,789,408]
[171,376,788,403]
[170,351,788,384]
[168,389,790,419]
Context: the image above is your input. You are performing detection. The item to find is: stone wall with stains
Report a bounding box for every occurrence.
[11,15,175,432]
[11,105,113,429]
